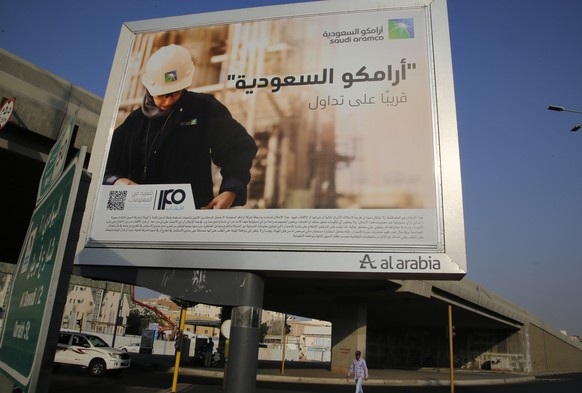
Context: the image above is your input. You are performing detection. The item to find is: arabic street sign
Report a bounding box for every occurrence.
[37,113,76,204]
[0,149,86,392]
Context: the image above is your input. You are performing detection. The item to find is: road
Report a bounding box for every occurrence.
[47,365,582,393]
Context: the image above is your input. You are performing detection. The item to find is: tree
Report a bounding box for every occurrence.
[259,322,269,343]
[125,309,165,335]
[268,319,284,335]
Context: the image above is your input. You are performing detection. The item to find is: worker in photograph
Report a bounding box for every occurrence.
[103,44,257,209]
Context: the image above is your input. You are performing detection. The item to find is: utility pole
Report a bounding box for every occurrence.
[448,304,455,393]
[111,283,124,348]
[171,305,187,393]
[281,313,287,375]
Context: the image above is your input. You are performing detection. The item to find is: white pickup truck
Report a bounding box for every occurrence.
[54,331,131,376]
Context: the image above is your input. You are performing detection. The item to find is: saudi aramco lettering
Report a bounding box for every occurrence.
[358,254,441,270]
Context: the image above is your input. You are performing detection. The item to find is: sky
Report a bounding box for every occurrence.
[2,0,582,336]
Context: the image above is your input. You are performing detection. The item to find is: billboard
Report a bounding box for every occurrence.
[78,0,466,278]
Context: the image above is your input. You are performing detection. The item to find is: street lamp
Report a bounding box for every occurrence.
[548,105,582,132]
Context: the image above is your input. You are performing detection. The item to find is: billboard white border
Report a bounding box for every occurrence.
[78,0,466,278]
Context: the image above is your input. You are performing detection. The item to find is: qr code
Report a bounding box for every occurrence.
[107,190,127,210]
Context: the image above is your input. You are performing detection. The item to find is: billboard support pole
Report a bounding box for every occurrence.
[224,273,264,393]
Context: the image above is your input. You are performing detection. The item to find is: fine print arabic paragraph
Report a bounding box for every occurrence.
[103,213,426,242]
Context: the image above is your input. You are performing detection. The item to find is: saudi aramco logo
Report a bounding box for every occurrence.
[388,18,414,39]
[164,70,178,83]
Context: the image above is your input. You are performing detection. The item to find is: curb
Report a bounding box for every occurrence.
[169,366,537,387]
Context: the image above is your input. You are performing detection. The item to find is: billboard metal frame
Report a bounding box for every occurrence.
[77,0,466,279]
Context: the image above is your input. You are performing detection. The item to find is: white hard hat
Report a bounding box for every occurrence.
[141,44,195,96]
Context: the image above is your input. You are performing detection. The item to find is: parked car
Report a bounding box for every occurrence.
[54,331,131,377]
[119,342,140,353]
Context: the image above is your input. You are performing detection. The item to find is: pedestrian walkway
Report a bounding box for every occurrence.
[131,354,536,388]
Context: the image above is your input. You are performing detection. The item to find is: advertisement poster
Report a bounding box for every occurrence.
[81,0,465,276]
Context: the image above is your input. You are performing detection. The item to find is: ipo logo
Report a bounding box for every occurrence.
[157,188,186,210]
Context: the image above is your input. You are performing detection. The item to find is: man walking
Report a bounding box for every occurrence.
[204,338,214,367]
[346,350,369,393]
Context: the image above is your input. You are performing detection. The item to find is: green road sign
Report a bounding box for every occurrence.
[0,149,86,392]
[37,113,76,204]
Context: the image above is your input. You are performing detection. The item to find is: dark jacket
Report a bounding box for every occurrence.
[104,91,258,207]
